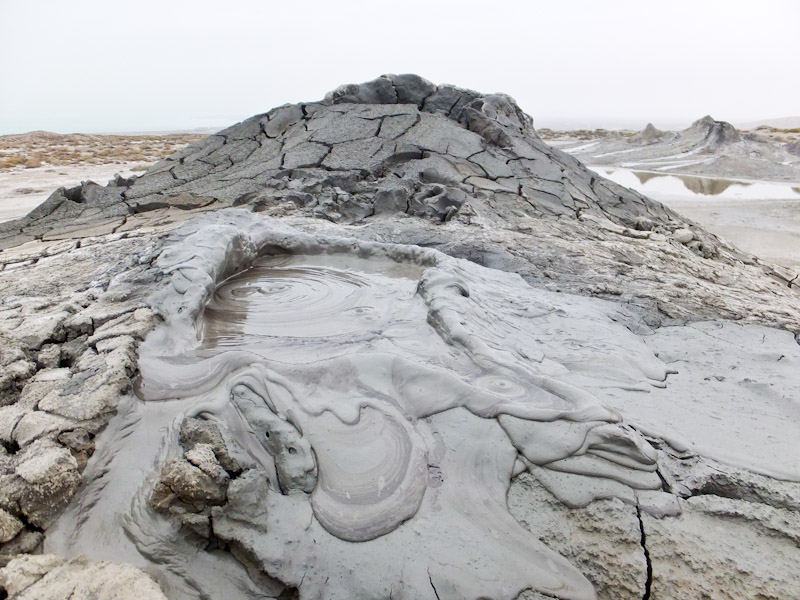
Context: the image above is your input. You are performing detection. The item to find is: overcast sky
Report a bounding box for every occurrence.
[1,0,798,134]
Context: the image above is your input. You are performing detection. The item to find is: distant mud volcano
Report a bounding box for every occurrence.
[689,115,740,152]
[629,123,666,145]
[566,112,800,181]
[2,76,800,600]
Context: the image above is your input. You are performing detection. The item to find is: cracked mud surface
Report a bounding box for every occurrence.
[1,75,799,599]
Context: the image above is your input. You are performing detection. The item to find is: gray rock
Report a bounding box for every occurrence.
[670,228,694,244]
[409,185,468,221]
[180,417,240,475]
[0,509,23,544]
[5,439,81,528]
[373,187,410,214]
[389,73,437,106]
[151,457,228,511]
[0,531,43,568]
[0,553,61,594]
[327,76,398,105]
[0,360,36,407]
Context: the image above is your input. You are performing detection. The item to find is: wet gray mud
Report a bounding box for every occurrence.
[42,211,800,599]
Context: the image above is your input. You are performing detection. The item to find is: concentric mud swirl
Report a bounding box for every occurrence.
[307,406,428,542]
[475,375,527,399]
[203,264,386,341]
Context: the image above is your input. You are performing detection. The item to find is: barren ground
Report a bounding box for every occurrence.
[0,132,204,222]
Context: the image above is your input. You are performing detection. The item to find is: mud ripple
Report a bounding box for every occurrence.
[204,265,386,340]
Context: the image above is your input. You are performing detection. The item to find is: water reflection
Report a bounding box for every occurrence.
[631,171,752,195]
[631,171,663,185]
[597,167,800,201]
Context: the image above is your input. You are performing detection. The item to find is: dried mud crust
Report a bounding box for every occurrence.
[0,229,164,568]
[0,554,167,599]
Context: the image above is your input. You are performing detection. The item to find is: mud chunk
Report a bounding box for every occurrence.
[180,417,240,475]
[151,458,229,511]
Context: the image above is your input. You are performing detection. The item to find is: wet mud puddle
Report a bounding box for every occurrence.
[200,254,427,351]
[43,254,456,598]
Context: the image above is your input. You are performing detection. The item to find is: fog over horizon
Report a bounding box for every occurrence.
[1,0,798,135]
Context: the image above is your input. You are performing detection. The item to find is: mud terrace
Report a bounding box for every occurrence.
[1,75,799,599]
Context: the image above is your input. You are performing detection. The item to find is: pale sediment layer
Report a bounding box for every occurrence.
[0,75,799,599]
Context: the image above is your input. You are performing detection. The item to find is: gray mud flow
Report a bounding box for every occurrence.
[44,241,659,599]
[42,218,800,599]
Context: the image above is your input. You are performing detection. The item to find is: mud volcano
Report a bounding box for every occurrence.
[1,76,800,600]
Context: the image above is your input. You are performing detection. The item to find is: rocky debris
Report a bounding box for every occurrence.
[0,75,797,599]
[669,228,694,244]
[0,554,168,599]
[150,417,241,538]
[179,417,241,475]
[0,229,162,560]
[151,454,229,511]
[0,510,23,545]
[0,439,81,529]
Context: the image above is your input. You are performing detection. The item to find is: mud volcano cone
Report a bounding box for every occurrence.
[629,122,665,144]
[3,74,686,246]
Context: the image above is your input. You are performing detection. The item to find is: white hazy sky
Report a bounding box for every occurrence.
[1,0,798,134]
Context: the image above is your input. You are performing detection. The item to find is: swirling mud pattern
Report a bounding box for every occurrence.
[46,220,675,600]
[204,256,390,343]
